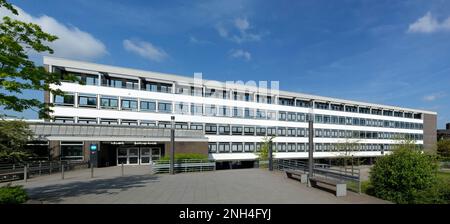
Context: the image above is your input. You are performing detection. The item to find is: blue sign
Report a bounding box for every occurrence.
[90,144,98,151]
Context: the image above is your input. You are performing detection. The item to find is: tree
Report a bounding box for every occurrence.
[0,119,33,163]
[369,141,440,204]
[333,139,361,167]
[0,0,75,119]
[256,135,275,161]
[437,139,450,161]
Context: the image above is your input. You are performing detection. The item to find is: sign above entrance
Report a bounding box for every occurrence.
[90,144,98,151]
[134,142,157,145]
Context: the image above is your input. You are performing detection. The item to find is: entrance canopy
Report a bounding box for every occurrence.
[28,122,207,142]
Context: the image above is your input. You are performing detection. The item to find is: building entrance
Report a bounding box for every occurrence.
[116,146,161,165]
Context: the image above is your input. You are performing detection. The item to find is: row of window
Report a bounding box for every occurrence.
[55,68,423,120]
[53,117,422,140]
[54,93,423,131]
[208,142,423,153]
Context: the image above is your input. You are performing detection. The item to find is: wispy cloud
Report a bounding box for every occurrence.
[422,92,446,102]
[0,5,107,60]
[189,35,212,44]
[408,12,450,33]
[123,39,168,62]
[229,49,251,61]
[216,17,265,43]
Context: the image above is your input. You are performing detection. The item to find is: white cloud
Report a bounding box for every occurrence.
[0,5,107,60]
[408,12,450,33]
[422,92,446,102]
[229,49,251,61]
[189,35,212,44]
[216,18,264,43]
[123,39,168,62]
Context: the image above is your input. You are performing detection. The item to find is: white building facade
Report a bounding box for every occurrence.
[43,56,437,166]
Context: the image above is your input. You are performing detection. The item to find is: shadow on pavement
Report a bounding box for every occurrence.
[26,174,159,203]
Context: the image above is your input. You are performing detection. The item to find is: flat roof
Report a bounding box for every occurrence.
[44,56,437,115]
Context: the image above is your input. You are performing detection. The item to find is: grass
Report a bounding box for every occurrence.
[437,171,450,184]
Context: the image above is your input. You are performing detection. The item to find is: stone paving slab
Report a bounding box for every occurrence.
[4,166,388,204]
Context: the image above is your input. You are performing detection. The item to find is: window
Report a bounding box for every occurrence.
[244,126,255,135]
[267,111,277,120]
[218,143,230,153]
[233,107,243,118]
[286,128,296,137]
[331,116,338,124]
[404,112,413,118]
[175,102,189,114]
[383,110,393,116]
[54,93,75,106]
[315,115,323,123]
[256,109,266,119]
[78,94,97,108]
[244,143,255,152]
[279,98,294,106]
[190,123,203,130]
[277,127,286,136]
[208,143,217,153]
[296,100,311,108]
[297,128,305,137]
[359,107,370,114]
[324,115,331,124]
[244,108,254,118]
[205,105,217,116]
[218,125,230,135]
[140,100,156,112]
[121,98,138,111]
[205,124,217,134]
[267,127,276,136]
[54,116,75,123]
[175,122,188,129]
[394,111,403,117]
[345,106,357,113]
[176,85,190,95]
[287,112,296,121]
[277,143,287,152]
[144,82,158,92]
[339,117,345,125]
[244,93,253,102]
[121,119,138,126]
[158,121,171,128]
[218,106,230,117]
[100,96,118,109]
[232,126,243,135]
[191,104,203,115]
[78,117,97,124]
[267,96,272,104]
[232,143,243,152]
[140,120,157,127]
[297,113,306,122]
[331,104,344,111]
[315,102,329,110]
[278,112,287,121]
[256,127,266,136]
[158,102,172,113]
[60,142,84,161]
[287,143,296,152]
[100,119,118,125]
[191,87,203,96]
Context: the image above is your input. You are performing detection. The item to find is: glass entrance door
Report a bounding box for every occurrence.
[151,147,161,163]
[128,147,139,164]
[140,148,151,164]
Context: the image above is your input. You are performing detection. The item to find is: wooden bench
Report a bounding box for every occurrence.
[285,169,308,184]
[309,176,347,197]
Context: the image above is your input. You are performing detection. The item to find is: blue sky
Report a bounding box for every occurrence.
[2,0,450,128]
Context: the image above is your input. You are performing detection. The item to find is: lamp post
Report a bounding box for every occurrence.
[170,116,175,175]
[308,101,314,186]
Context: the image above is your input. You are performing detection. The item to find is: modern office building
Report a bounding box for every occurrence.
[37,56,437,167]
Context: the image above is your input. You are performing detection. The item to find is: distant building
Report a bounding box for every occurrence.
[437,123,450,140]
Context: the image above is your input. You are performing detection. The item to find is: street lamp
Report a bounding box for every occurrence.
[170,116,175,175]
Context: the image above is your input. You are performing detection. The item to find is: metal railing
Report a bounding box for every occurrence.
[0,161,89,182]
[152,159,216,174]
[274,159,362,193]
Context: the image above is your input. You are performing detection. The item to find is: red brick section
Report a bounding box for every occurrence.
[423,113,437,154]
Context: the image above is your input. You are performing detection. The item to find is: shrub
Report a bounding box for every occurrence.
[160,153,208,161]
[369,146,439,204]
[0,184,28,204]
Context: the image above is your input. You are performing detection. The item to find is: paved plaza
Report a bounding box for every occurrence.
[5,166,387,204]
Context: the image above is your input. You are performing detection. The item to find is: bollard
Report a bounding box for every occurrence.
[24,164,28,182]
[39,162,42,176]
[49,162,52,174]
[61,163,65,180]
[91,165,94,178]
[121,163,124,176]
